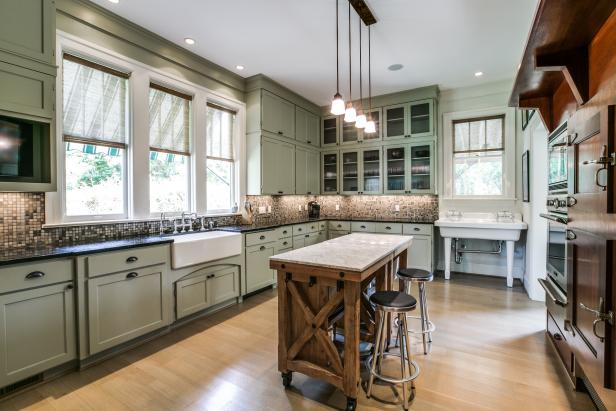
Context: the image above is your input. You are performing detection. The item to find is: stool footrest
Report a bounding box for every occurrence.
[405,315,436,334]
[365,352,420,384]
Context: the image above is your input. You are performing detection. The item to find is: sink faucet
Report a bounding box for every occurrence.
[446,210,462,218]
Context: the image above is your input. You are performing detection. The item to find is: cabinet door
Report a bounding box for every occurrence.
[261,137,279,194]
[295,146,309,195]
[341,117,360,145]
[0,0,55,65]
[409,99,434,138]
[360,108,382,142]
[209,268,239,306]
[407,235,432,271]
[361,148,382,194]
[277,140,296,194]
[295,106,308,144]
[293,235,306,249]
[409,142,435,193]
[261,90,295,138]
[306,111,319,147]
[87,266,167,355]
[383,104,408,139]
[307,149,320,195]
[0,282,76,388]
[317,231,327,243]
[0,61,55,118]
[322,116,340,146]
[341,150,360,194]
[384,145,408,194]
[245,244,275,293]
[304,232,319,247]
[322,151,339,194]
[176,273,209,320]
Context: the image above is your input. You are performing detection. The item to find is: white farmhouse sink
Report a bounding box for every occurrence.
[171,231,242,269]
[435,212,528,287]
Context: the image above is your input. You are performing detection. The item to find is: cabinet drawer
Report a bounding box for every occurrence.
[328,221,350,231]
[87,265,168,355]
[0,259,72,294]
[402,223,432,236]
[306,222,319,233]
[318,221,327,231]
[351,221,376,233]
[547,312,572,374]
[277,226,293,239]
[86,245,168,278]
[0,281,76,388]
[245,230,278,246]
[304,232,319,247]
[407,235,432,272]
[0,61,54,118]
[293,224,308,236]
[375,222,402,234]
[275,238,293,253]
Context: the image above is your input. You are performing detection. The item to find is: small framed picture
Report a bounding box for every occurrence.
[522,150,530,202]
[521,109,535,131]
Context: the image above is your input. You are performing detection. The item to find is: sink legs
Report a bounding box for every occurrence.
[506,240,514,288]
[444,237,452,280]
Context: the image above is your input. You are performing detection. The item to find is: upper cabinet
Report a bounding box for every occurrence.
[0,0,55,67]
[261,90,295,139]
[295,106,319,147]
[322,115,340,147]
[360,108,382,142]
[295,146,320,195]
[383,99,435,140]
[383,142,435,194]
[259,136,295,195]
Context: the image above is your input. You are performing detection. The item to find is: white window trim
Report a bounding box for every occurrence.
[442,106,516,200]
[46,31,246,225]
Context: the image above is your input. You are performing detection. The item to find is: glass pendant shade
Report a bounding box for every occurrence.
[355,112,367,128]
[330,93,345,115]
[344,103,356,122]
[364,119,376,133]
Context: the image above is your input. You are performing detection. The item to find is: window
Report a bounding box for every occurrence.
[62,53,129,217]
[206,103,236,212]
[148,84,192,213]
[452,115,504,196]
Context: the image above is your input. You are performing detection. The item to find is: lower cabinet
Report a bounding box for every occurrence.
[0,282,76,387]
[87,265,169,355]
[176,267,240,320]
[245,242,275,293]
[328,230,350,239]
[407,235,432,271]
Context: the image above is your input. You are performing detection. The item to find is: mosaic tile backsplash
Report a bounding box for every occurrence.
[0,193,437,248]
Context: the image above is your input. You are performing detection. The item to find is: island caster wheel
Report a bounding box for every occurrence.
[281,371,292,388]
[345,397,357,411]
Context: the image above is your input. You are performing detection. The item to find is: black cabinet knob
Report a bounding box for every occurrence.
[260,235,266,240]
[278,131,283,135]
[25,271,45,279]
[66,284,74,291]
[126,272,138,279]
[414,227,420,231]
[277,191,284,194]
[260,246,266,251]
[126,256,138,263]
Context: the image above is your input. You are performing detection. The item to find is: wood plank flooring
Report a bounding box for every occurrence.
[1,274,595,410]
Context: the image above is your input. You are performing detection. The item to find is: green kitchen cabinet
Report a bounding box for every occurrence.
[341,148,382,194]
[409,142,435,193]
[296,146,320,195]
[383,99,435,140]
[383,103,408,139]
[384,144,408,194]
[321,115,340,147]
[384,141,435,194]
[261,90,295,139]
[0,281,76,388]
[260,136,296,195]
[360,108,382,142]
[0,0,55,66]
[409,99,435,138]
[321,151,339,194]
[245,243,275,293]
[0,61,55,119]
[340,150,360,194]
[87,265,169,355]
[175,267,239,320]
[295,106,319,147]
[341,117,360,145]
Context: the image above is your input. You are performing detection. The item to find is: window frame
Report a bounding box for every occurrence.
[442,107,516,200]
[47,32,246,225]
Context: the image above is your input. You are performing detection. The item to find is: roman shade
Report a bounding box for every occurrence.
[62,53,129,148]
[149,83,192,155]
[453,115,504,154]
[206,102,236,161]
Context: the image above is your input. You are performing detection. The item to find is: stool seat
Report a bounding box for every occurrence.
[369,291,416,310]
[397,268,433,281]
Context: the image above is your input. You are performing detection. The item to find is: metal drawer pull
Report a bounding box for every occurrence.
[278,131,283,135]
[413,227,420,231]
[298,228,302,231]
[126,272,138,279]
[207,274,215,279]
[385,226,391,230]
[537,278,566,307]
[126,256,138,263]
[259,235,266,240]
[360,225,366,229]
[553,333,563,341]
[582,145,614,191]
[305,234,309,238]
[260,246,266,251]
[579,298,614,342]
[25,271,45,279]
[283,241,288,246]
[277,190,284,194]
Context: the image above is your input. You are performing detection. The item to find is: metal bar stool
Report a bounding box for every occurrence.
[366,291,420,411]
[397,268,435,354]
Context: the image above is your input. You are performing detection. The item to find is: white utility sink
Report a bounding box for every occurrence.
[171,231,242,269]
[435,212,528,287]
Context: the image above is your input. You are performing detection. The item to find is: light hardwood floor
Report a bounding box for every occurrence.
[1,274,595,410]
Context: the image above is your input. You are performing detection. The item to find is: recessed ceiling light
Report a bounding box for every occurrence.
[108,0,119,3]
[236,65,245,71]
[388,64,404,71]
[474,71,484,77]
[184,38,195,45]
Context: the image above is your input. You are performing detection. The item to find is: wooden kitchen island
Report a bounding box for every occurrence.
[269,233,412,411]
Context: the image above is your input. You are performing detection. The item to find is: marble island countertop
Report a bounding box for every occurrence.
[269,233,412,272]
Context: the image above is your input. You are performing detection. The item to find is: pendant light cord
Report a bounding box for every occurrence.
[336,0,339,93]
[348,1,352,102]
[368,25,371,112]
[359,17,362,111]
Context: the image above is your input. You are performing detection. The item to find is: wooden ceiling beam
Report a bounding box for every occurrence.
[535,47,589,105]
[520,96,553,132]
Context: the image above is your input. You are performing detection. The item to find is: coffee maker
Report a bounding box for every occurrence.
[308,201,320,219]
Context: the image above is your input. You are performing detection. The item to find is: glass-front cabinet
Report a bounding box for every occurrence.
[321,151,339,194]
[409,99,434,137]
[341,119,360,145]
[340,148,382,194]
[321,116,340,147]
[384,145,407,193]
[341,150,359,194]
[410,143,434,192]
[383,99,435,140]
[383,142,434,194]
[360,108,382,142]
[383,104,407,139]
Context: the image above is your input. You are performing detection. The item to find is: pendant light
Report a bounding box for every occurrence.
[344,1,356,123]
[355,18,366,129]
[330,0,345,115]
[364,25,376,134]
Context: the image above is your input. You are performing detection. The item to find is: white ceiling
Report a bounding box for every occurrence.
[90,0,538,106]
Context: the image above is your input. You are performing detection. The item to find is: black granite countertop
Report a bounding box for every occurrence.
[0,236,174,267]
[216,216,435,233]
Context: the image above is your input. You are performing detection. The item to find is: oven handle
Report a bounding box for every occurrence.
[539,213,568,224]
[538,278,567,307]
